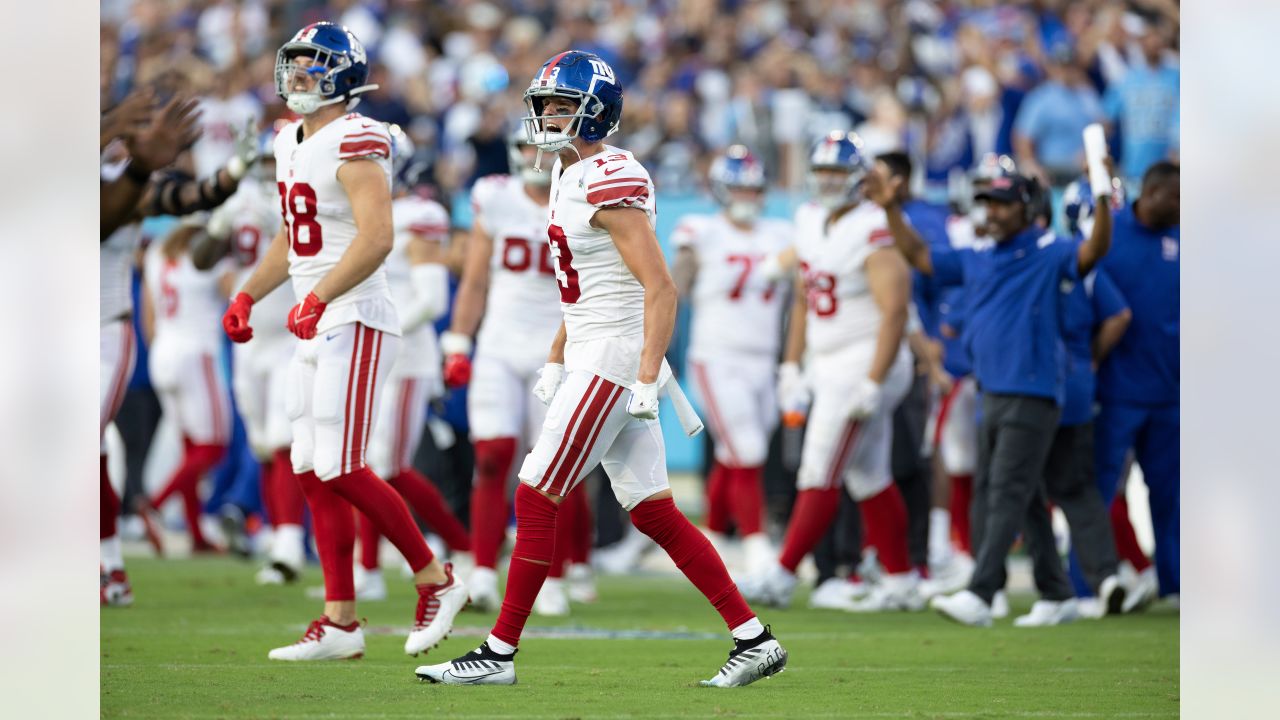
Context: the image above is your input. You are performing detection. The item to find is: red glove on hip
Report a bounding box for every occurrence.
[222,292,255,343]
[286,292,327,340]
[443,354,473,388]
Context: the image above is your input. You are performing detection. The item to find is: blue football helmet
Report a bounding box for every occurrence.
[275,23,376,115]
[709,145,766,223]
[522,50,623,151]
[808,131,870,209]
[386,123,415,189]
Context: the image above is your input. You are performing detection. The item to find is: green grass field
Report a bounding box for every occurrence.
[102,557,1178,718]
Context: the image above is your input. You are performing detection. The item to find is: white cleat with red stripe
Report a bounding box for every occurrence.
[405,562,468,656]
[268,618,365,661]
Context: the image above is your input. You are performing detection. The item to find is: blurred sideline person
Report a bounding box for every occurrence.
[670,145,791,576]
[417,50,786,688]
[223,22,464,661]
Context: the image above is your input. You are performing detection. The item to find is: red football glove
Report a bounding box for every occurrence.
[286,292,327,340]
[443,354,472,388]
[222,292,255,343]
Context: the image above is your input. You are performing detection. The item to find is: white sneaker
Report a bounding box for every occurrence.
[931,590,993,627]
[1122,567,1159,614]
[417,641,517,685]
[268,618,364,661]
[737,563,796,609]
[533,578,570,617]
[856,548,884,586]
[848,572,925,612]
[1098,574,1126,616]
[566,563,598,604]
[467,567,500,612]
[355,567,387,601]
[101,569,133,607]
[921,553,974,599]
[700,626,788,688]
[741,533,776,577]
[808,577,867,610]
[1076,597,1105,620]
[1014,599,1080,627]
[260,525,305,585]
[991,590,1010,619]
[405,562,468,656]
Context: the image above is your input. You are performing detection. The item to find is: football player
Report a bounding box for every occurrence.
[417,50,786,688]
[357,125,472,601]
[222,23,464,661]
[740,132,918,613]
[669,145,790,575]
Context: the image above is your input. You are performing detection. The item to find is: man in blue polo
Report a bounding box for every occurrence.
[866,164,1114,627]
[1094,161,1180,600]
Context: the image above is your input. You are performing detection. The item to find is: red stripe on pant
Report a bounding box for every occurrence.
[538,376,603,491]
[346,327,376,475]
[691,361,740,465]
[359,330,384,464]
[933,379,965,451]
[825,420,862,489]
[101,324,133,435]
[550,383,623,496]
[341,327,364,474]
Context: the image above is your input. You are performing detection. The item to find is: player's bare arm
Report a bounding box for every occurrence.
[783,273,808,365]
[310,159,395,302]
[1092,306,1132,366]
[238,227,291,301]
[672,246,699,298]
[864,247,911,384]
[447,218,495,338]
[547,321,567,365]
[597,207,677,384]
[865,162,933,274]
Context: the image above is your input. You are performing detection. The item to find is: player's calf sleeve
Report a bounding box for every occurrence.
[630,496,755,630]
[297,470,356,601]
[1110,495,1153,572]
[728,466,765,536]
[472,438,517,569]
[778,487,842,573]
[101,455,119,541]
[329,467,433,573]
[150,444,226,509]
[492,484,560,647]
[389,469,471,552]
[358,513,381,571]
[548,490,579,580]
[565,484,593,565]
[704,460,730,533]
[858,483,912,574]
[949,474,973,554]
[270,448,306,526]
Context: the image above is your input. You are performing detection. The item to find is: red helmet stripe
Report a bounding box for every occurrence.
[541,51,572,82]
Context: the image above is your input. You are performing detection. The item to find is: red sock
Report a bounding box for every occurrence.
[101,455,119,540]
[181,484,210,547]
[389,468,471,552]
[1110,495,1153,572]
[270,448,306,526]
[704,460,730,533]
[472,438,516,569]
[566,484,592,565]
[778,488,842,573]
[949,474,973,554]
[150,444,225,509]
[329,467,433,573]
[548,488,583,579]
[297,470,356,601]
[358,513,381,571]
[858,483,911,574]
[631,496,754,631]
[492,484,559,647]
[728,465,765,536]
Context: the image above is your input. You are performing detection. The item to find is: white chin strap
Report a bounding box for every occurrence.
[285,84,378,116]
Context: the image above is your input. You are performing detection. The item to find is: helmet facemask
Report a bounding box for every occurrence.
[522,88,606,152]
[275,43,375,115]
[808,166,867,210]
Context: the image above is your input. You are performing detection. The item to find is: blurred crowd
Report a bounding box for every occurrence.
[101,0,1179,204]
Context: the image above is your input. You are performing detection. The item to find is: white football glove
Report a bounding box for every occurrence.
[226,118,261,180]
[777,362,810,414]
[626,381,660,420]
[846,377,883,420]
[531,363,565,406]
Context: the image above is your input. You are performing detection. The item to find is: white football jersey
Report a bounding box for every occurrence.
[144,243,229,349]
[273,113,399,336]
[672,213,792,360]
[388,193,450,375]
[548,146,656,342]
[470,175,562,365]
[211,179,291,338]
[100,155,140,325]
[794,200,896,355]
[192,93,262,177]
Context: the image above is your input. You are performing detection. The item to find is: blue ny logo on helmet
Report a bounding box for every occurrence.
[275,22,376,116]
[522,50,623,151]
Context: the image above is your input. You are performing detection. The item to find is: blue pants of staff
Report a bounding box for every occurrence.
[1092,401,1180,595]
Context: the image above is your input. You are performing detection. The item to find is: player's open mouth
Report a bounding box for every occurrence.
[545,123,562,133]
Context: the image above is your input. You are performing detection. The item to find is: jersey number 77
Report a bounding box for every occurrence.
[278,181,323,256]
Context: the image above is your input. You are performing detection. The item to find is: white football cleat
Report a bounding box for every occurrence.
[533,578,570,617]
[848,572,925,612]
[1076,597,1105,620]
[355,567,387,601]
[416,642,517,685]
[931,590,993,627]
[920,553,974,599]
[566,563,598,604]
[700,626,788,688]
[467,566,500,612]
[808,577,867,611]
[101,569,133,607]
[268,618,365,661]
[1122,566,1159,614]
[1098,574,1126,616]
[1013,599,1080,627]
[737,563,796,609]
[741,533,776,577]
[405,562,468,656]
[991,590,1010,619]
